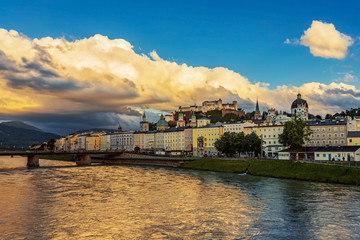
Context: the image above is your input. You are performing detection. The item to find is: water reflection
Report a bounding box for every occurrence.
[0,158,360,239]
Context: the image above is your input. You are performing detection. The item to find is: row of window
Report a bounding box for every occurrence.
[310,133,345,138]
[314,127,345,131]
[310,140,345,144]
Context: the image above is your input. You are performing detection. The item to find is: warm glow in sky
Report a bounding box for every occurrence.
[0,1,359,134]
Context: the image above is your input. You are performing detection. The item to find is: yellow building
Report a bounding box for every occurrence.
[244,124,285,157]
[192,124,223,157]
[347,131,360,146]
[164,127,185,151]
[197,117,211,127]
[85,134,102,150]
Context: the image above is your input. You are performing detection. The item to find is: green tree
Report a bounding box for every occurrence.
[214,132,237,156]
[279,117,312,148]
[245,132,262,156]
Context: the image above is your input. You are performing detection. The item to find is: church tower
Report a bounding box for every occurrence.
[140,112,149,132]
[189,112,197,127]
[177,111,186,127]
[254,99,262,120]
[291,93,308,120]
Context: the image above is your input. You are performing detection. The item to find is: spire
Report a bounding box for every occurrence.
[255,98,260,112]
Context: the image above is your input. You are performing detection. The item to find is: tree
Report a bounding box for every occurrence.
[47,138,56,150]
[215,131,262,157]
[279,117,312,148]
[214,132,237,156]
[245,132,261,156]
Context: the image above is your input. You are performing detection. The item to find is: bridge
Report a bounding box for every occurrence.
[0,151,194,168]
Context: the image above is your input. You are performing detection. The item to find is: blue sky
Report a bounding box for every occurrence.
[1,0,359,87]
[0,0,359,134]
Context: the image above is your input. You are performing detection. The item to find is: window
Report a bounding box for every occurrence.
[316,154,320,157]
[340,133,344,137]
[328,127,331,131]
[323,154,326,157]
[328,134,332,138]
[350,139,353,143]
[334,133,338,137]
[341,140,345,144]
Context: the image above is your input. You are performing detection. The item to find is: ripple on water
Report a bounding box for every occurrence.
[0,158,360,239]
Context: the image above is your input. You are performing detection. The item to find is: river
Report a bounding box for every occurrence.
[0,156,359,239]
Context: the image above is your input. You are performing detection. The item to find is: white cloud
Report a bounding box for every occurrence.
[0,28,360,119]
[300,20,354,59]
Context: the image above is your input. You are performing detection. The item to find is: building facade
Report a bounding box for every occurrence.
[192,124,223,157]
[306,118,347,146]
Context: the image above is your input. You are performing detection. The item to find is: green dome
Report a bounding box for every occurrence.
[157,119,168,126]
[191,114,196,119]
[179,112,183,117]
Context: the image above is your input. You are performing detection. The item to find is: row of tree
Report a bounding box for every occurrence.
[214,132,261,157]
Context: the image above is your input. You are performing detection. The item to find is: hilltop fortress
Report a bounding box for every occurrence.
[176,99,245,118]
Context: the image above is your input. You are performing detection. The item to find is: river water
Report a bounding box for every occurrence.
[0,156,360,239]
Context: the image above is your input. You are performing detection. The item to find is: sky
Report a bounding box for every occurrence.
[0,0,360,135]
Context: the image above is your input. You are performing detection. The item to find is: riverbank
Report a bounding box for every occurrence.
[180,158,360,185]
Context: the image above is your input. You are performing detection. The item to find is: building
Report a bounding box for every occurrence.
[197,117,211,127]
[140,112,149,132]
[145,131,156,150]
[164,127,185,152]
[254,99,261,120]
[291,93,308,120]
[55,137,66,151]
[133,132,146,152]
[176,112,186,127]
[77,135,87,150]
[184,128,193,154]
[188,113,197,127]
[278,146,360,161]
[110,131,134,151]
[156,114,169,131]
[193,124,223,157]
[86,134,102,151]
[155,131,165,150]
[306,118,347,146]
[100,134,111,151]
[347,131,360,146]
[244,124,285,157]
[347,116,360,131]
[223,121,255,133]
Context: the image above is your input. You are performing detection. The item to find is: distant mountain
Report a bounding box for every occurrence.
[74,128,117,134]
[1,121,42,132]
[0,121,60,147]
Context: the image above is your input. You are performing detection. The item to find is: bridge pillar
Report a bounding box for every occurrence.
[27,155,40,168]
[75,154,91,166]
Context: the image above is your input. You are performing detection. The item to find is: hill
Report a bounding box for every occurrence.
[0,121,60,147]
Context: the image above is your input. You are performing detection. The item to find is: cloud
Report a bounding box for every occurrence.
[334,72,358,83]
[1,28,360,133]
[300,20,354,59]
[284,38,300,45]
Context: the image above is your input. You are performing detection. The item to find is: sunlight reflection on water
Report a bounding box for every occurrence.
[0,157,360,239]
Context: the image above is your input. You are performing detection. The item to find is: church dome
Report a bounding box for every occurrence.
[291,93,308,109]
[157,115,168,127]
